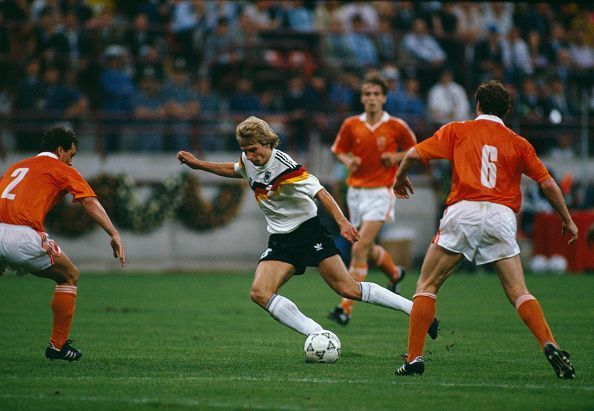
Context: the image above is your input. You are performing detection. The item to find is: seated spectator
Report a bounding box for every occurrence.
[401,18,447,66]
[229,78,261,113]
[41,65,88,129]
[320,16,346,70]
[241,0,282,32]
[480,2,513,38]
[548,133,576,161]
[13,59,45,151]
[282,0,314,32]
[163,59,199,151]
[342,14,379,69]
[474,25,505,84]
[515,77,546,121]
[545,22,570,65]
[193,76,225,152]
[542,75,576,123]
[501,26,533,85]
[374,17,397,64]
[391,1,417,32]
[202,16,245,89]
[132,68,165,152]
[338,0,379,32]
[569,30,594,70]
[527,30,550,74]
[399,77,426,123]
[427,69,470,126]
[313,0,341,32]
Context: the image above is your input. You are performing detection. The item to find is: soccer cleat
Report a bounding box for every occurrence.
[396,356,425,376]
[543,343,575,379]
[45,340,83,362]
[327,306,350,326]
[387,266,406,294]
[427,317,439,340]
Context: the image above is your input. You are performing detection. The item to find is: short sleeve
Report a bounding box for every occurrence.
[234,154,247,179]
[416,123,455,162]
[331,120,353,154]
[395,119,417,150]
[521,141,551,183]
[292,172,324,199]
[57,166,96,202]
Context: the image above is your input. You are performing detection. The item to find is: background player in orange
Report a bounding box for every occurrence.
[0,126,125,361]
[393,80,577,378]
[328,75,422,327]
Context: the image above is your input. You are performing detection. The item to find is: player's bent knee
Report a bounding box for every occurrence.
[250,288,271,308]
[336,283,361,300]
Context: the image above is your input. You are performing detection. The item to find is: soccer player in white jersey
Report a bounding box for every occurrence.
[177,116,437,341]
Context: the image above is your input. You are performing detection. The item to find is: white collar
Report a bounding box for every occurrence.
[36,152,58,160]
[476,114,505,125]
[359,111,390,132]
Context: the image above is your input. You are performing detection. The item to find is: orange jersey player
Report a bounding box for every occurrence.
[393,80,577,379]
[327,75,438,336]
[0,126,125,362]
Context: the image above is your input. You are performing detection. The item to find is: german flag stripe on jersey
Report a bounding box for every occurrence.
[252,165,309,202]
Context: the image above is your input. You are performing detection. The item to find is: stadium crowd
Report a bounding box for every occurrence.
[0,0,592,157]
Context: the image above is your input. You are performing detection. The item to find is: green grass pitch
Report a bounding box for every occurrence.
[1,270,592,410]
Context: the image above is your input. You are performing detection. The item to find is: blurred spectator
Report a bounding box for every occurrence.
[338,0,379,32]
[480,2,513,38]
[13,59,45,151]
[41,65,88,128]
[168,0,202,68]
[134,44,165,83]
[132,67,165,152]
[399,77,426,124]
[390,1,417,32]
[313,0,341,32]
[542,75,576,123]
[548,133,576,161]
[34,6,69,69]
[89,7,126,48]
[229,78,261,112]
[258,88,284,113]
[163,59,199,151]
[342,14,378,69]
[569,30,594,70]
[241,0,281,32]
[284,76,307,150]
[427,69,470,126]
[126,12,159,60]
[515,77,546,121]
[401,18,447,66]
[431,3,463,66]
[513,3,553,38]
[194,76,225,152]
[99,45,135,152]
[282,0,314,32]
[320,16,346,70]
[202,0,241,33]
[60,0,93,26]
[374,16,397,64]
[63,9,95,67]
[545,22,570,64]
[501,26,533,84]
[202,16,244,87]
[329,70,358,114]
[474,25,505,84]
[450,3,482,44]
[527,30,550,74]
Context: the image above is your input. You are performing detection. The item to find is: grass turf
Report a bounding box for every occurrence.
[0,270,592,410]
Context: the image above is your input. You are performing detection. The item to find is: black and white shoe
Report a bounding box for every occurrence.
[387,267,406,295]
[428,317,439,340]
[544,343,575,379]
[327,306,350,326]
[396,356,425,376]
[45,340,83,362]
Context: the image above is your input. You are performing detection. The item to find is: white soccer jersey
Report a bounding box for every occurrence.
[234,149,323,234]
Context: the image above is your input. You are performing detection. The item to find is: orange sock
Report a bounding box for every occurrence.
[340,263,368,315]
[50,285,78,349]
[516,295,557,348]
[407,293,436,362]
[373,245,400,281]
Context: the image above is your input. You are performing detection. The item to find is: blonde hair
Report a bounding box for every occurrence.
[235,116,280,148]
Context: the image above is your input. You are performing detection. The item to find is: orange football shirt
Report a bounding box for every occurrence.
[331,112,416,188]
[0,153,96,232]
[415,115,550,212]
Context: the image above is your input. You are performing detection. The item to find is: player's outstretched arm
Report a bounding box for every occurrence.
[177,151,241,178]
[80,197,126,266]
[393,147,421,198]
[315,188,359,244]
[539,177,578,245]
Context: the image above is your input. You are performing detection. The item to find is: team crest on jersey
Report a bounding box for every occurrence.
[376,136,387,150]
[263,170,272,183]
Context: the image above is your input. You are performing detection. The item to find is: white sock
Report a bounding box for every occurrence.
[359,282,413,315]
[266,294,323,335]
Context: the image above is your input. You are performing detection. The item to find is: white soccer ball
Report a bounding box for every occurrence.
[548,254,568,273]
[304,330,341,363]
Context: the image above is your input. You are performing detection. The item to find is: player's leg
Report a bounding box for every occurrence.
[251,260,322,335]
[493,255,575,378]
[332,220,383,321]
[370,243,406,292]
[320,254,414,315]
[33,251,82,361]
[397,244,462,376]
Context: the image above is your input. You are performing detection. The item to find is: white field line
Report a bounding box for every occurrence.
[2,375,593,392]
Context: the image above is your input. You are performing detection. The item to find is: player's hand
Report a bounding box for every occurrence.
[347,157,361,173]
[339,221,359,244]
[177,151,197,168]
[110,233,126,267]
[393,176,414,199]
[561,220,578,245]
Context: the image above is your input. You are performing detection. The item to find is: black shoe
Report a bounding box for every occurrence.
[544,343,575,379]
[396,356,425,376]
[387,267,406,294]
[427,317,439,340]
[327,306,350,326]
[45,340,83,362]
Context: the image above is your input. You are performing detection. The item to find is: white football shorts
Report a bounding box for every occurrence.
[347,186,395,228]
[434,200,520,265]
[0,223,58,275]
